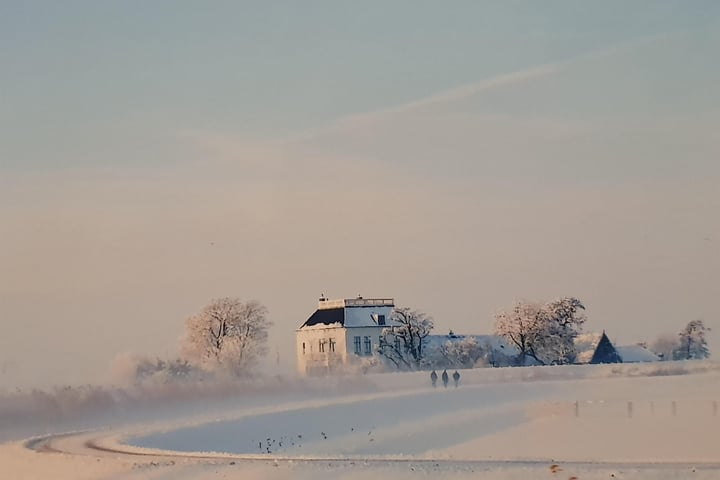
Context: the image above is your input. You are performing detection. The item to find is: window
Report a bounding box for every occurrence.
[302,342,306,355]
[354,336,361,355]
[364,336,372,355]
[319,339,326,353]
[329,338,336,353]
[377,314,386,326]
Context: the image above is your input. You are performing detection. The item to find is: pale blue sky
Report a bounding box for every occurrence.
[1,1,719,386]
[2,1,718,170]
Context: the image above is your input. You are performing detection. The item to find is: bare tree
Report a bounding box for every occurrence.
[378,307,434,370]
[495,297,586,366]
[183,298,271,375]
[494,301,546,365]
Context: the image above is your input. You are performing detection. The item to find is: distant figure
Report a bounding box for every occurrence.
[441,369,449,388]
[430,370,438,388]
[452,370,460,388]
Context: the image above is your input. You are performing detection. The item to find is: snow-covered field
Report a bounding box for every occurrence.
[4,361,720,479]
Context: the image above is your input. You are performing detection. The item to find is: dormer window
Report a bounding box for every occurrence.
[377,314,386,326]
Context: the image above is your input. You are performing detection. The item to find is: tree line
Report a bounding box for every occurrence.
[648,319,711,361]
[376,298,711,370]
[124,295,711,383]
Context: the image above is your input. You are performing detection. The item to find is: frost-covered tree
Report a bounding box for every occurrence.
[675,319,711,360]
[494,301,546,366]
[495,297,586,366]
[183,298,271,375]
[426,337,486,369]
[378,307,434,370]
[650,333,680,361]
[535,297,586,365]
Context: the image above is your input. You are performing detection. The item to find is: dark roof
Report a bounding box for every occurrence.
[301,308,345,327]
[590,332,622,364]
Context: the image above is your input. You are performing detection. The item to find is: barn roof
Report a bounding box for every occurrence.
[616,345,660,363]
[575,332,604,363]
[590,332,622,364]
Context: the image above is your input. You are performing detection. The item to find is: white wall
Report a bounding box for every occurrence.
[296,304,395,376]
[344,327,385,359]
[296,326,347,375]
[296,325,390,375]
[342,305,394,327]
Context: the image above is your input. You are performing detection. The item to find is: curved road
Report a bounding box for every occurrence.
[25,429,720,474]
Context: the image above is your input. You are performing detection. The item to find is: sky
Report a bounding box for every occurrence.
[1,1,719,387]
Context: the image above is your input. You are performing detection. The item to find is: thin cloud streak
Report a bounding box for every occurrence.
[277,34,670,145]
[391,65,558,113]
[279,64,560,144]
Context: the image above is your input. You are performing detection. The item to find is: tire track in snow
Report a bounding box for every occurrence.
[26,430,720,473]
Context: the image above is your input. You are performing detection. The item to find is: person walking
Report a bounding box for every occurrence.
[441,369,449,388]
[430,370,438,388]
[452,370,460,388]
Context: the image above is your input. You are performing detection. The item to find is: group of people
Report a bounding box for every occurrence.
[430,369,460,388]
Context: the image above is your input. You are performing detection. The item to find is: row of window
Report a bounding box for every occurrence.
[318,338,336,353]
[301,335,388,356]
[301,338,336,355]
[354,336,373,355]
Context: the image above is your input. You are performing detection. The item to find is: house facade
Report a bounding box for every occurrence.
[296,296,397,376]
[296,297,658,374]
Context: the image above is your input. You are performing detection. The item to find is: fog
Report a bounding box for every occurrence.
[3,357,715,444]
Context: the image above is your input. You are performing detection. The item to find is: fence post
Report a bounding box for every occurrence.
[574,400,579,418]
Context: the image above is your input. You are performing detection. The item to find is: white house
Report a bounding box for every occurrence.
[296,296,397,376]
